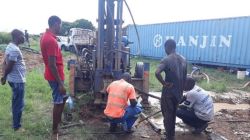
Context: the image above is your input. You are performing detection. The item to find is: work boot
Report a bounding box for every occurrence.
[192,123,208,134]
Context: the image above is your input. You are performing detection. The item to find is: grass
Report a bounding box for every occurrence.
[130,57,250,93]
[130,56,163,92]
[0,57,93,140]
[0,67,52,140]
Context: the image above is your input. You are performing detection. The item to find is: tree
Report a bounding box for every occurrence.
[61,21,72,35]
[73,19,95,30]
[0,32,11,44]
[60,19,95,35]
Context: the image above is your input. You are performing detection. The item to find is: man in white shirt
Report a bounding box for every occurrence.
[176,77,214,134]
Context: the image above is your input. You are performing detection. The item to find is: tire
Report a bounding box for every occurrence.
[61,45,65,51]
[134,62,144,78]
[69,45,75,53]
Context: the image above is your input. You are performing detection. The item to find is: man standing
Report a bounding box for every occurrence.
[24,30,30,47]
[1,29,26,131]
[155,39,187,140]
[104,73,142,133]
[177,77,214,134]
[40,16,67,139]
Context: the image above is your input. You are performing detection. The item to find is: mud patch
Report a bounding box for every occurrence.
[77,104,162,140]
[210,90,250,104]
[210,109,250,140]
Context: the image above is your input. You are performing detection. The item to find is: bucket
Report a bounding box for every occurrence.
[237,71,246,80]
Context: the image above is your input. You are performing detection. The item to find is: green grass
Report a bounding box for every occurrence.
[130,56,163,92]
[0,56,93,140]
[130,57,250,93]
[0,67,52,140]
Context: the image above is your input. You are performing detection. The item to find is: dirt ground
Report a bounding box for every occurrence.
[210,109,250,140]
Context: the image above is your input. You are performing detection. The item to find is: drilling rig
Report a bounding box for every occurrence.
[68,0,149,106]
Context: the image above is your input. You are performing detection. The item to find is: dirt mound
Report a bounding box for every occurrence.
[0,50,43,75]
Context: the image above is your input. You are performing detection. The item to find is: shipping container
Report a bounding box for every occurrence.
[127,16,250,69]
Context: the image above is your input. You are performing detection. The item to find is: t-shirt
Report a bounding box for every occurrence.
[104,79,137,118]
[40,29,64,81]
[160,53,187,102]
[183,85,214,121]
[4,43,26,83]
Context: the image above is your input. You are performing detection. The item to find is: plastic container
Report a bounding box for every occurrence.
[237,71,246,80]
[66,96,74,110]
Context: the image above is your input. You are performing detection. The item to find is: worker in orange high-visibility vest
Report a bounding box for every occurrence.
[104,72,142,133]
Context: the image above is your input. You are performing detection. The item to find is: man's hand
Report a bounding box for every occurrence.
[163,82,173,88]
[1,77,6,85]
[59,83,66,95]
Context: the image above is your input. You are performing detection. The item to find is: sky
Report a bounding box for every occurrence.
[0,0,249,34]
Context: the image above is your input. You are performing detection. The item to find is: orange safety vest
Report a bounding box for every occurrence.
[104,79,136,118]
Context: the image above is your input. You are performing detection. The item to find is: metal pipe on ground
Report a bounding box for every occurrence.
[135,87,161,100]
[140,112,161,133]
[135,110,161,127]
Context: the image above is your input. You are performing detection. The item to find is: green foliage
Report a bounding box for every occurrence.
[61,19,95,35]
[61,21,72,36]
[73,19,95,30]
[0,67,52,139]
[198,80,227,93]
[0,32,11,44]
[130,57,162,92]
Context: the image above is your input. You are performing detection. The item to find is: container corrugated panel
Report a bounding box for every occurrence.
[127,16,250,68]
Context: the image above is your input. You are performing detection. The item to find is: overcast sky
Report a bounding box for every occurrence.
[0,0,249,34]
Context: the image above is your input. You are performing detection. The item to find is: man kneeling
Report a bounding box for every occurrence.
[177,77,214,134]
[104,73,142,133]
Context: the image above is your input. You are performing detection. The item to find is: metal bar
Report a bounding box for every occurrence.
[115,0,123,70]
[135,110,161,127]
[135,87,161,100]
[97,0,105,69]
[140,112,161,133]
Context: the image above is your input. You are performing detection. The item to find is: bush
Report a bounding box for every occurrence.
[0,32,11,44]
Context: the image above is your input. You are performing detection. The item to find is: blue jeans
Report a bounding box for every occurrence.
[176,107,208,128]
[8,82,25,130]
[110,105,142,131]
[48,81,67,104]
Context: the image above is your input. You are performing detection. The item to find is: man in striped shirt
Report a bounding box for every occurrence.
[1,29,26,132]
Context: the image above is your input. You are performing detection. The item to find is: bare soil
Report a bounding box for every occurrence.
[210,109,250,140]
[0,50,43,75]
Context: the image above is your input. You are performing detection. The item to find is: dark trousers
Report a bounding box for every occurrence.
[176,108,208,128]
[110,105,142,131]
[9,82,25,130]
[161,93,178,140]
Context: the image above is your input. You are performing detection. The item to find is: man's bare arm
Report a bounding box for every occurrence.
[48,56,66,94]
[1,60,15,85]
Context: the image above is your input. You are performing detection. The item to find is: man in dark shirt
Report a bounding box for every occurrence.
[155,39,187,140]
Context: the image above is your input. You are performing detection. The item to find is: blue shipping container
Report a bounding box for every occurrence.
[127,16,250,69]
